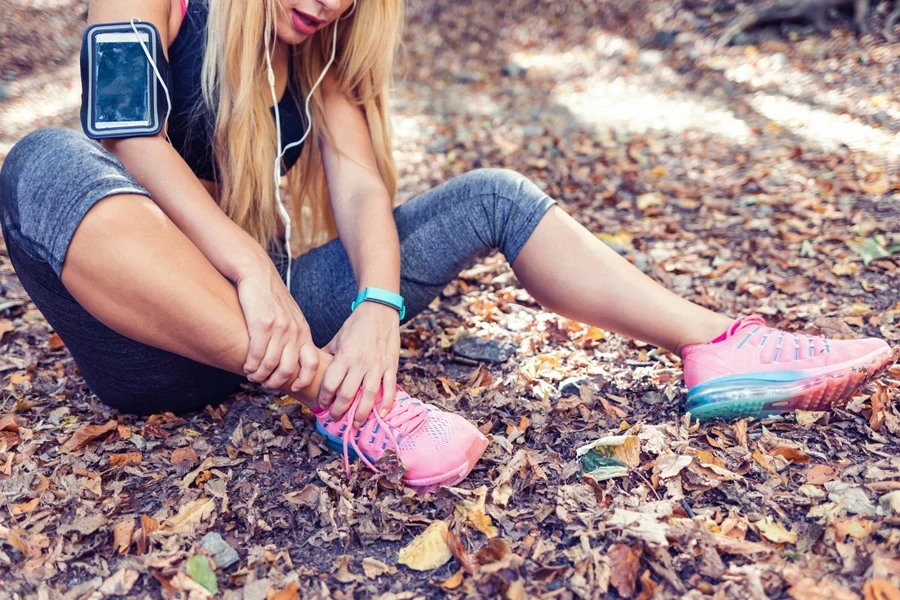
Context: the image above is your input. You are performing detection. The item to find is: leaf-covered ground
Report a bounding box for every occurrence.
[1,0,900,598]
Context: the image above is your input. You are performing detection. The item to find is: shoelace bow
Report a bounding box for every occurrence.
[339,387,427,475]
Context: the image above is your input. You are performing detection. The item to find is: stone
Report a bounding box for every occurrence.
[559,376,590,396]
[637,50,664,67]
[452,336,516,363]
[520,125,546,137]
[502,63,526,77]
[201,532,239,570]
[632,252,650,273]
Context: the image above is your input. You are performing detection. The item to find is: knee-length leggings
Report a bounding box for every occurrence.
[0,128,556,415]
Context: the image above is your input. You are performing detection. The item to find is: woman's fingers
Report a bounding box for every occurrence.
[379,369,397,418]
[246,327,284,383]
[243,317,272,374]
[292,337,319,392]
[331,367,363,424]
[317,360,347,412]
[354,372,383,428]
[261,336,300,389]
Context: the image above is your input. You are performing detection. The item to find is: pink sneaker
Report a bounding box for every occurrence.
[312,385,489,492]
[682,315,896,421]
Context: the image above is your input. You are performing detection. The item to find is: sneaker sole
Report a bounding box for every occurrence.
[315,422,489,493]
[685,345,897,421]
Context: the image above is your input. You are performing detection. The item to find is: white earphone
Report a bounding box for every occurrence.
[265,0,354,290]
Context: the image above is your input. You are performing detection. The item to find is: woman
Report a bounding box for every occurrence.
[0,0,893,491]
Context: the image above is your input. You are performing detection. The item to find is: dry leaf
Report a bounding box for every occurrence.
[0,320,14,341]
[397,521,452,571]
[608,544,642,598]
[441,568,465,590]
[283,484,320,508]
[361,557,397,579]
[160,498,216,535]
[807,465,836,485]
[457,486,498,538]
[865,579,900,600]
[860,173,889,196]
[11,498,39,515]
[171,447,199,465]
[769,447,810,464]
[109,452,142,467]
[755,517,797,544]
[267,582,301,600]
[98,569,139,596]
[47,333,65,350]
[113,520,135,555]
[789,576,861,600]
[60,420,118,453]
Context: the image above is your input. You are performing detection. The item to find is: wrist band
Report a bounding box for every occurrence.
[351,287,406,320]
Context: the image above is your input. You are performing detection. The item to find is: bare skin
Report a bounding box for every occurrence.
[61,193,731,411]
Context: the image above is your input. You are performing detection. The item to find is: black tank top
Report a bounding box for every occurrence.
[166,1,307,182]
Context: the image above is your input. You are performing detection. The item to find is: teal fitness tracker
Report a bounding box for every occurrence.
[351,287,406,320]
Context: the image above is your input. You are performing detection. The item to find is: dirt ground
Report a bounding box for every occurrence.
[1,0,899,598]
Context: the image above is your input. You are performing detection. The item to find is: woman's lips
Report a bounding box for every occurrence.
[291,9,322,35]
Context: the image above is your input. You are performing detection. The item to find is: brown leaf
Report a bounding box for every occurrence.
[136,514,159,555]
[160,498,216,535]
[361,557,397,579]
[608,544,642,598]
[267,582,300,600]
[636,569,658,600]
[59,420,118,453]
[475,539,511,566]
[441,568,465,590]
[870,385,888,432]
[171,447,199,465]
[775,278,810,295]
[860,173,889,196]
[788,576,860,600]
[280,413,294,431]
[113,520,135,555]
[0,414,20,431]
[47,333,65,350]
[0,320,14,341]
[807,465,836,485]
[109,452,142,467]
[98,569,139,596]
[768,447,810,464]
[865,579,900,600]
[283,485,321,508]
[11,497,39,516]
[443,528,478,574]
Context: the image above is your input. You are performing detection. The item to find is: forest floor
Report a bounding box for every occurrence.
[1,0,900,598]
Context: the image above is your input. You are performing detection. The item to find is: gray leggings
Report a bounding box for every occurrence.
[0,128,556,415]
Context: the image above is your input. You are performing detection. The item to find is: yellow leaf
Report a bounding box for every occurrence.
[831,263,859,276]
[755,517,797,544]
[160,498,216,535]
[456,486,498,539]
[113,520,135,555]
[491,483,513,507]
[636,192,664,210]
[397,521,452,571]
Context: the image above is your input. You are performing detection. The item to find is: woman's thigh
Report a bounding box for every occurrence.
[286,168,556,347]
[0,128,242,415]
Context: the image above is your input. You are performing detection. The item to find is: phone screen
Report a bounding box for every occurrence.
[95,39,151,127]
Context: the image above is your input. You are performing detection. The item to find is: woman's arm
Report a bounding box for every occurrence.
[316,74,403,426]
[86,0,319,391]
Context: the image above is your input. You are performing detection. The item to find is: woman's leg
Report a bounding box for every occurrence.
[0,128,330,414]
[512,206,733,355]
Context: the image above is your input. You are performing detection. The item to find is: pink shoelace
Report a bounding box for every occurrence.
[336,386,428,475]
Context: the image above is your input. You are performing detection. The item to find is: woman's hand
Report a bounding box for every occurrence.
[318,301,400,427]
[236,264,319,392]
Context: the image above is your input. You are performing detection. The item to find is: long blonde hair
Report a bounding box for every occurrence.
[201,0,403,253]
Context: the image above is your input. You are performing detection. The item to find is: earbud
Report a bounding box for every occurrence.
[131,18,172,145]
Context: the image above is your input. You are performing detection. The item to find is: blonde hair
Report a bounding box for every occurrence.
[201,0,403,253]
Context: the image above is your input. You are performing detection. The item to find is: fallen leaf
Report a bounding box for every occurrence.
[608,544,642,598]
[160,498,216,535]
[60,420,118,453]
[654,454,692,479]
[11,498,39,515]
[864,579,900,600]
[361,557,397,579]
[47,333,65,350]
[636,569,658,600]
[578,435,640,481]
[397,521,452,571]
[755,516,797,544]
[457,486,498,538]
[775,277,810,294]
[267,582,301,600]
[113,520,135,555]
[788,576,860,600]
[283,485,320,508]
[860,173,889,196]
[109,452,142,467]
[769,447,810,464]
[834,517,873,542]
[97,569,140,596]
[847,237,891,265]
[0,320,13,341]
[636,192,664,210]
[441,568,464,590]
[807,465,836,485]
[185,555,217,595]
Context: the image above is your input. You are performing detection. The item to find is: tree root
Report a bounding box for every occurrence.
[716,0,900,46]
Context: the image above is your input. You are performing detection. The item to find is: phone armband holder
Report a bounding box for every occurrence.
[80,21,170,139]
